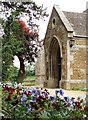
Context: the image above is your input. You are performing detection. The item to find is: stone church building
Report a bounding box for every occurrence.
[35,5,88,89]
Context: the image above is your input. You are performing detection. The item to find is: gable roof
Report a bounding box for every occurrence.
[63,11,86,37]
[54,5,87,37]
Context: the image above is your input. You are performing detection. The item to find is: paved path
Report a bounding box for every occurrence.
[45,88,87,100]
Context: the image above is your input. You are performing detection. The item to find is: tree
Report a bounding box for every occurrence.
[1,2,48,83]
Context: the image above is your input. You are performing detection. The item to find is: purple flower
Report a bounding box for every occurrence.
[6,83,10,87]
[36,86,39,89]
[77,96,81,101]
[41,91,46,97]
[27,108,31,113]
[64,96,70,103]
[31,88,37,96]
[21,94,27,102]
[29,100,33,106]
[31,108,34,113]
[33,96,36,102]
[55,90,60,95]
[23,103,26,107]
[59,88,64,96]
[50,96,55,102]
[71,97,75,105]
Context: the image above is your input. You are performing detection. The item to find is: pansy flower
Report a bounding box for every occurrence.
[40,108,44,114]
[55,88,64,96]
[29,100,33,105]
[55,89,60,96]
[77,96,81,101]
[31,88,37,97]
[71,97,75,105]
[59,88,64,96]
[14,82,18,89]
[41,91,46,97]
[49,96,55,102]
[25,87,29,94]
[21,94,27,102]
[18,83,22,89]
[36,86,39,89]
[8,93,12,100]
[64,96,70,103]
[33,96,37,102]
[27,108,31,113]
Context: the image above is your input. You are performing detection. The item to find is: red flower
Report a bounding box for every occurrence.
[4,87,7,92]
[36,97,40,101]
[75,101,82,109]
[52,103,55,107]
[34,116,39,120]
[28,92,31,96]
[79,105,82,109]
[80,109,84,112]
[35,105,39,110]
[55,103,60,110]
[17,86,19,89]
[30,101,35,107]
[84,106,88,111]
[8,93,12,100]
[15,95,17,100]
[17,89,19,94]
[9,87,13,93]
[63,102,67,107]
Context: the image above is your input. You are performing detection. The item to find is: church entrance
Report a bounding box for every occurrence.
[49,37,61,88]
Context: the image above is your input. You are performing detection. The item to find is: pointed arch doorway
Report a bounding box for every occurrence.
[49,37,62,88]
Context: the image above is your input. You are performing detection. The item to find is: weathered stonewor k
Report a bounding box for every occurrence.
[35,5,88,90]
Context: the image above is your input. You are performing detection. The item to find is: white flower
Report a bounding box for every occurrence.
[18,83,22,89]
[0,82,3,86]
[20,90,23,94]
[83,114,87,118]
[14,82,17,88]
[25,87,29,94]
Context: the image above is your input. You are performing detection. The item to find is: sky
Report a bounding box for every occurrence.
[13,0,88,67]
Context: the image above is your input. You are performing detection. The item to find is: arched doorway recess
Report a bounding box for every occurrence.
[49,37,62,88]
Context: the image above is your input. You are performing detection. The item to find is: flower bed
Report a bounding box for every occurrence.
[0,82,88,120]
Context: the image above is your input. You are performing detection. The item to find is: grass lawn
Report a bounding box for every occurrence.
[22,76,35,86]
[24,76,35,81]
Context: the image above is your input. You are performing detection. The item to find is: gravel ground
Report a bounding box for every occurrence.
[44,88,87,100]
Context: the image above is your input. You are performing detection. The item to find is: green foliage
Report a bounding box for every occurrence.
[25,64,35,79]
[2,65,18,82]
[2,14,23,82]
[72,87,81,91]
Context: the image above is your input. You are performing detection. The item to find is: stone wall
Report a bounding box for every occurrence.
[69,37,87,89]
[35,45,45,87]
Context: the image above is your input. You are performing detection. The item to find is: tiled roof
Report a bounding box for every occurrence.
[63,11,87,36]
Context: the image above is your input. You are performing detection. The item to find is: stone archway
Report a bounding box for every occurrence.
[49,37,62,88]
